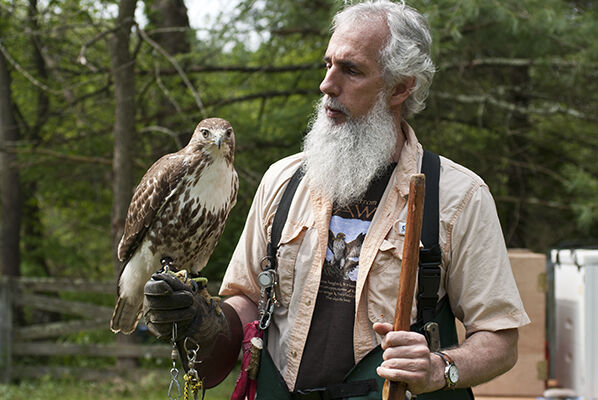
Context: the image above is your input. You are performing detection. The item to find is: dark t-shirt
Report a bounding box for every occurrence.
[295,164,395,390]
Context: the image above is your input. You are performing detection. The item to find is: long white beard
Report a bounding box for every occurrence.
[302,94,398,207]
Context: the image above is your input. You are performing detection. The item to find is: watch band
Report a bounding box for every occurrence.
[434,351,458,389]
[434,350,454,364]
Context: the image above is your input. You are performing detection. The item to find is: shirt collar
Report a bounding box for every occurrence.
[394,121,422,198]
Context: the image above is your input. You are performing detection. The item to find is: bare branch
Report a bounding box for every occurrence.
[151,53,187,123]
[495,156,566,184]
[140,125,182,148]
[206,88,319,108]
[236,167,262,187]
[1,145,111,166]
[439,57,598,70]
[495,195,571,210]
[0,40,60,95]
[136,25,207,119]
[77,26,118,72]
[271,27,323,36]
[432,91,597,121]
[136,62,324,75]
[1,145,152,169]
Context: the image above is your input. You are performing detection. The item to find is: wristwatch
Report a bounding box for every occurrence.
[434,351,459,389]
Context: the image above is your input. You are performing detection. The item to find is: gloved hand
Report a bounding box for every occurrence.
[142,272,228,357]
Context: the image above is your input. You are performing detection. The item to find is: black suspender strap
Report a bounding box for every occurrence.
[417,150,442,326]
[268,166,305,264]
[259,165,305,331]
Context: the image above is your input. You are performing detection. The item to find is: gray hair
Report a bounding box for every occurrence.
[332,0,435,118]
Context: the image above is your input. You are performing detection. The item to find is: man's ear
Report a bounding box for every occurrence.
[389,77,416,108]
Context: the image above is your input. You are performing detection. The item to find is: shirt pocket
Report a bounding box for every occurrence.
[367,222,405,325]
[275,221,309,308]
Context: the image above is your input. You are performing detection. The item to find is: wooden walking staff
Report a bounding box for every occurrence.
[382,174,426,400]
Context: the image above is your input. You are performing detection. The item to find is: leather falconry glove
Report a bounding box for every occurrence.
[142,272,242,387]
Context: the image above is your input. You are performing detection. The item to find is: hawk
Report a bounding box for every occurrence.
[110,118,238,334]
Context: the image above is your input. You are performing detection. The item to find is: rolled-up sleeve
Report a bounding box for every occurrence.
[447,184,530,336]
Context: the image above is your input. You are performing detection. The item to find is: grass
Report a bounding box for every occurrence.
[0,366,240,400]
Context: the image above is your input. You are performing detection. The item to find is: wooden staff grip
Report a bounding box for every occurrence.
[382,174,426,400]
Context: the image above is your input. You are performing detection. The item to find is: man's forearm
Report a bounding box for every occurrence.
[225,294,260,327]
[434,328,519,390]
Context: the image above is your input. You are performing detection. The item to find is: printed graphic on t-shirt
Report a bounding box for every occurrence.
[320,217,369,309]
[325,216,369,281]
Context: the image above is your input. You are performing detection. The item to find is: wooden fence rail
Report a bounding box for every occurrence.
[0,276,221,383]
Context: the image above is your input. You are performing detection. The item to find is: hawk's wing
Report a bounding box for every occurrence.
[117,152,191,263]
[327,229,335,253]
[346,232,365,258]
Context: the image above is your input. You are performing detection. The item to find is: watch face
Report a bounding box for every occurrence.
[448,365,459,383]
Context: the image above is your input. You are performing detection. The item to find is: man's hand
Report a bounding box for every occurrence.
[373,322,444,394]
[374,323,520,394]
[143,273,228,354]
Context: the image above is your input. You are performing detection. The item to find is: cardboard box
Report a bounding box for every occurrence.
[456,249,546,397]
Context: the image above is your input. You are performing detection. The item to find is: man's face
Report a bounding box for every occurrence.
[320,20,389,124]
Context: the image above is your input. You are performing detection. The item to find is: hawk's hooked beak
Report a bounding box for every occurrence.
[214,134,223,149]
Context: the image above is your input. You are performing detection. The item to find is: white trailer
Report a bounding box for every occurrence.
[550,248,598,399]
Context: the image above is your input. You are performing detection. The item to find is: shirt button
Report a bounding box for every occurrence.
[292,351,298,358]
[306,299,311,306]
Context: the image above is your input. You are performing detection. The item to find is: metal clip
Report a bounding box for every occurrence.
[184,337,201,378]
[183,337,204,400]
[168,323,182,400]
[424,322,441,353]
[259,255,273,271]
[258,296,277,330]
[257,268,279,330]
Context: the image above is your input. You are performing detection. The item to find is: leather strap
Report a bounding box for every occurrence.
[417,150,442,326]
[268,166,305,267]
[292,379,379,399]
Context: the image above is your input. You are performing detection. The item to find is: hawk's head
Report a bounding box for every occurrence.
[188,118,235,163]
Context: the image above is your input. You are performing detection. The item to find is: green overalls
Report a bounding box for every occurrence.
[255,299,473,399]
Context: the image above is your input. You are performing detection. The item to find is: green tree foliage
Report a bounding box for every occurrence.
[0,0,596,284]
[413,0,598,248]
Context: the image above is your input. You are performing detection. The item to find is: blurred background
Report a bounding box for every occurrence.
[0,0,597,398]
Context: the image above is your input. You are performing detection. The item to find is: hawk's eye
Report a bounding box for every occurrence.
[225,128,233,138]
[200,128,210,138]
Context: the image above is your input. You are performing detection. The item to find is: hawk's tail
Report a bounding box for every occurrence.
[110,297,142,334]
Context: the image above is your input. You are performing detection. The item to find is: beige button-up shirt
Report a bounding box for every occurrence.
[220,124,530,390]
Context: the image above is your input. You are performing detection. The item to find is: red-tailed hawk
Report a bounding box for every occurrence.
[110,118,238,334]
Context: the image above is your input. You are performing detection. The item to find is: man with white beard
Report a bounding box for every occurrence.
[303,94,399,208]
[142,1,530,398]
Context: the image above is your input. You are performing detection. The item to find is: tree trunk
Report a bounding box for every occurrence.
[145,0,191,131]
[0,18,22,278]
[109,0,137,275]
[147,0,190,55]
[24,0,52,277]
[109,0,138,368]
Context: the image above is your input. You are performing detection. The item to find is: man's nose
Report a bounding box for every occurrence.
[319,67,339,97]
